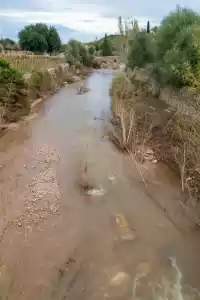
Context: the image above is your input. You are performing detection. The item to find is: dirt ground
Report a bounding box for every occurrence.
[0,71,200,300]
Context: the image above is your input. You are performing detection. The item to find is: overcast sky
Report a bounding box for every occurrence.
[0,0,200,42]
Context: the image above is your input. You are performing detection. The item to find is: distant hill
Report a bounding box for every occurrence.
[86,34,122,55]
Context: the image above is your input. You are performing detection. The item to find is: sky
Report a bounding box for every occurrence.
[0,0,200,43]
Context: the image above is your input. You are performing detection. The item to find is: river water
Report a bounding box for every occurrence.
[0,70,200,300]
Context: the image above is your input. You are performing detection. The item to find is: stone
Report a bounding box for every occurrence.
[152,159,158,164]
[86,188,106,197]
[110,272,129,286]
[108,175,116,183]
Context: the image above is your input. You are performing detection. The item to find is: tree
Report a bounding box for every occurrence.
[127,32,156,69]
[0,38,17,50]
[147,21,150,33]
[0,44,4,53]
[18,23,61,54]
[156,6,200,58]
[152,26,158,34]
[101,34,112,56]
[88,45,95,55]
[60,44,67,53]
[47,26,61,55]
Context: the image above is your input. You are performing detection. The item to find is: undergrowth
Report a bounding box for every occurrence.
[0,58,30,122]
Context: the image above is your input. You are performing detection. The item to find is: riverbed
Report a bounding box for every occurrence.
[0,70,199,300]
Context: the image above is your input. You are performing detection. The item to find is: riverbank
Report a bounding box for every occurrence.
[0,61,89,133]
[110,68,200,226]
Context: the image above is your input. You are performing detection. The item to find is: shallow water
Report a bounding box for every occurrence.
[0,70,199,300]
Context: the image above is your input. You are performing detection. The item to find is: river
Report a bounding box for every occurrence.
[0,70,200,300]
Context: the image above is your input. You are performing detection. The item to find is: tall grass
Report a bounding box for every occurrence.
[0,54,65,72]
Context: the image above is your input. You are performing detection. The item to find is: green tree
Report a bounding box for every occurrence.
[60,44,67,53]
[101,34,113,56]
[18,23,61,54]
[0,44,4,53]
[65,39,93,66]
[152,26,158,34]
[19,24,48,53]
[156,6,200,58]
[0,38,17,50]
[88,45,95,55]
[47,26,61,55]
[127,32,156,69]
[147,21,150,33]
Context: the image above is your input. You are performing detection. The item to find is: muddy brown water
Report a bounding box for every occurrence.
[0,70,200,299]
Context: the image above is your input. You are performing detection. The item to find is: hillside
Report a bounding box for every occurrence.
[86,34,121,55]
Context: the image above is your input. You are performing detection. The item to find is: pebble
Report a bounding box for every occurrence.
[110,272,129,286]
[152,159,158,164]
[108,175,116,183]
[86,188,106,197]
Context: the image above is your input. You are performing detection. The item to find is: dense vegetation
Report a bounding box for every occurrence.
[126,7,200,90]
[0,57,30,121]
[0,38,20,51]
[64,39,94,67]
[111,7,200,206]
[86,34,115,56]
[18,23,61,55]
[101,34,113,56]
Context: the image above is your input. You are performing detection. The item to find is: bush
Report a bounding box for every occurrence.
[127,7,200,90]
[65,39,93,67]
[0,59,30,122]
[0,57,10,69]
[156,7,200,58]
[100,34,113,56]
[0,44,4,53]
[127,32,156,69]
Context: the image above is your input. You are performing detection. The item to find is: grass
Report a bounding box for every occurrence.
[0,54,65,72]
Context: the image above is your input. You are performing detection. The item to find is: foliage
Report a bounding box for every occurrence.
[0,57,10,69]
[47,26,61,54]
[0,38,18,50]
[151,26,158,34]
[0,58,30,121]
[126,7,200,90]
[59,44,68,53]
[86,34,124,56]
[88,45,95,55]
[18,23,61,54]
[65,39,93,67]
[127,32,156,69]
[101,34,113,56]
[147,21,150,33]
[156,6,200,58]
[0,44,4,53]
[117,17,140,61]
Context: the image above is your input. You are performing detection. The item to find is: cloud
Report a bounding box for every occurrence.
[0,4,119,41]
[1,0,200,41]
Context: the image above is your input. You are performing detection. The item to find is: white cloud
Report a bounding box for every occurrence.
[0,9,118,34]
[0,1,161,41]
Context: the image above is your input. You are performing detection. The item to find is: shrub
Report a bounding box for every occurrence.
[0,44,4,53]
[0,57,10,69]
[101,34,113,56]
[127,32,156,69]
[65,39,93,67]
[127,7,200,90]
[0,58,30,122]
[156,7,200,58]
